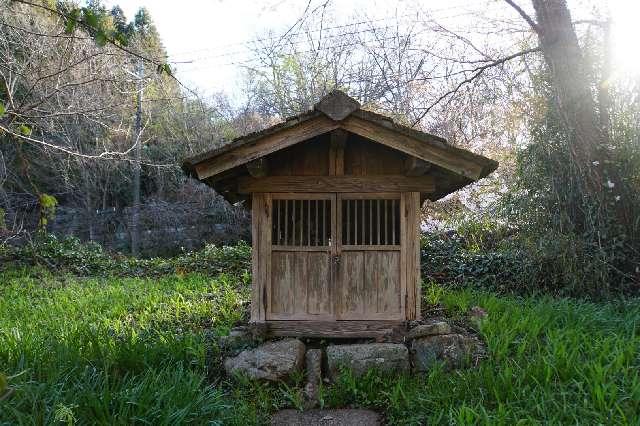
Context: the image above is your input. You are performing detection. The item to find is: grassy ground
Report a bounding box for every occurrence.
[1,267,639,425]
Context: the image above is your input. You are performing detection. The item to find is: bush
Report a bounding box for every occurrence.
[421,223,640,298]
[1,234,252,278]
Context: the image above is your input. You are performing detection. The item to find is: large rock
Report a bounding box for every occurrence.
[326,343,409,380]
[411,334,478,372]
[304,349,323,407]
[224,338,305,381]
[406,321,452,340]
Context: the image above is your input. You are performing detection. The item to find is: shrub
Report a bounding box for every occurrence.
[1,234,251,278]
[421,224,640,298]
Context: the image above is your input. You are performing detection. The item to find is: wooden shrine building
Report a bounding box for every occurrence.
[183,90,497,338]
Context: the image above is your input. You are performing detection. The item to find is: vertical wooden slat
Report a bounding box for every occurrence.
[322,200,326,246]
[360,199,365,245]
[369,199,373,244]
[354,200,359,245]
[307,200,311,246]
[346,200,351,245]
[274,200,279,245]
[390,200,396,244]
[376,199,381,245]
[284,199,289,245]
[300,200,304,246]
[292,200,297,246]
[315,200,319,246]
[383,199,388,245]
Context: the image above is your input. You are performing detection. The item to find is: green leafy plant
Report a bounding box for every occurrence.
[37,193,58,231]
[424,280,445,306]
[54,404,78,426]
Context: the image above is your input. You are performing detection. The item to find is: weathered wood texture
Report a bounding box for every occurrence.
[246,158,269,177]
[238,175,434,193]
[183,90,499,207]
[344,134,406,175]
[266,194,335,321]
[405,157,431,176]
[337,251,402,320]
[329,129,347,176]
[266,132,409,178]
[263,193,412,324]
[194,115,338,180]
[402,192,421,320]
[341,116,485,180]
[314,89,361,120]
[264,320,405,338]
[268,135,330,176]
[268,251,333,320]
[250,193,271,322]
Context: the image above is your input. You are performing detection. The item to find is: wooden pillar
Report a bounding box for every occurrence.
[251,192,271,322]
[329,129,347,176]
[402,192,421,320]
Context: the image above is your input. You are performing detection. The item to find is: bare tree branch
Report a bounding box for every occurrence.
[411,46,541,127]
[504,0,540,34]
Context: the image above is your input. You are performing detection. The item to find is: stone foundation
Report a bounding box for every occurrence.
[220,315,487,407]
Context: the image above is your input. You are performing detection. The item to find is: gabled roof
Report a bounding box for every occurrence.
[182,90,498,201]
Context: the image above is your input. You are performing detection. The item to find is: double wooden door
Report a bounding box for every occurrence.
[266,193,405,321]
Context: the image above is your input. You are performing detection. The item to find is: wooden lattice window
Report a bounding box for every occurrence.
[272,198,332,246]
[341,198,400,246]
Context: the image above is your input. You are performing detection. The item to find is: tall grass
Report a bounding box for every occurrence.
[1,267,639,424]
[327,291,640,424]
[0,269,253,425]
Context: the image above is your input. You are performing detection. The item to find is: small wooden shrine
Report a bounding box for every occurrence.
[183,90,497,338]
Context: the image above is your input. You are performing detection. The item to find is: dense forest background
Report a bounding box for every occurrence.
[1,0,639,297]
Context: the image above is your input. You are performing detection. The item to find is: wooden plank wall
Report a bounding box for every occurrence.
[267,133,408,178]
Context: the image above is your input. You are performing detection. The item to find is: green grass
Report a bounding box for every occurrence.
[1,267,639,425]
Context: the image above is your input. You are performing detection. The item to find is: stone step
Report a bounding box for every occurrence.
[271,409,382,426]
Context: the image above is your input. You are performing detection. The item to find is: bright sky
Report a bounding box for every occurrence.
[103,0,640,99]
[104,0,498,98]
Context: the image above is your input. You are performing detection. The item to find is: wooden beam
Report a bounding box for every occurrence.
[194,115,339,180]
[246,158,269,177]
[237,175,435,194]
[404,157,431,176]
[340,116,485,180]
[263,320,405,338]
[329,129,347,176]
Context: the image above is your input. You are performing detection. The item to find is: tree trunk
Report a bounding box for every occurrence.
[527,0,635,233]
[597,20,612,140]
[530,0,607,195]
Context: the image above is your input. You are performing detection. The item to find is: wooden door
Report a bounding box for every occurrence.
[267,194,336,320]
[335,194,404,320]
[263,192,408,322]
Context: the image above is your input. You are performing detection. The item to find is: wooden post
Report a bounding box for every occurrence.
[329,129,347,176]
[251,193,271,322]
[402,192,421,320]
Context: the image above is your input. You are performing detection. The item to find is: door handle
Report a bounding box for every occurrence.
[332,255,341,267]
